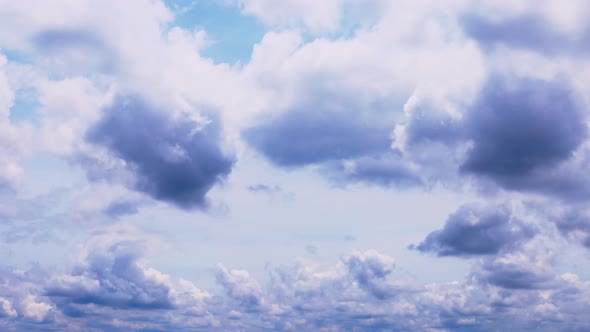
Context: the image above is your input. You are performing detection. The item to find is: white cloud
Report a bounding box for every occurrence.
[235,0,343,33]
[0,297,17,318]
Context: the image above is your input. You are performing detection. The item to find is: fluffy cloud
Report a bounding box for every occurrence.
[411,203,537,257]
[398,74,590,202]
[461,76,587,182]
[45,240,175,310]
[0,246,587,331]
[0,55,33,190]
[85,95,234,209]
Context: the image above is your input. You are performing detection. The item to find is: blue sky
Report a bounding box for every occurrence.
[1,0,590,331]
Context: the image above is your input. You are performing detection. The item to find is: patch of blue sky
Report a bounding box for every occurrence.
[331,2,381,40]
[10,87,40,126]
[1,48,34,65]
[166,0,266,65]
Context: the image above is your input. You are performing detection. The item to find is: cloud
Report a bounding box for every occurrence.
[342,249,397,300]
[215,264,264,311]
[461,76,587,180]
[0,55,32,191]
[243,102,423,187]
[411,204,537,257]
[399,74,590,200]
[244,106,392,167]
[553,208,590,249]
[33,28,117,74]
[45,239,175,311]
[461,11,590,56]
[103,200,141,218]
[86,95,234,209]
[0,297,17,318]
[233,0,343,33]
[0,248,587,331]
[474,239,558,290]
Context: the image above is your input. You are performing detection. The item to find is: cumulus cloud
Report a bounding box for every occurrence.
[86,95,234,209]
[243,102,422,187]
[461,76,586,180]
[398,74,590,201]
[215,264,264,310]
[0,247,587,331]
[411,204,537,257]
[45,240,175,310]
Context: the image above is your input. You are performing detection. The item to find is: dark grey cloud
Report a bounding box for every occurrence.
[461,76,586,180]
[243,106,392,167]
[411,204,536,257]
[400,75,590,201]
[86,96,234,210]
[460,13,590,55]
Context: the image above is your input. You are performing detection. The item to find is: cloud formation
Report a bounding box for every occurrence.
[461,76,586,181]
[86,96,234,209]
[1,247,589,331]
[411,204,537,257]
[2,0,590,331]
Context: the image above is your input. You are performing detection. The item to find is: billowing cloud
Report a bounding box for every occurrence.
[45,240,175,310]
[86,95,234,209]
[0,247,587,331]
[411,204,537,257]
[215,264,264,310]
[243,103,423,187]
[399,74,590,201]
[461,76,586,181]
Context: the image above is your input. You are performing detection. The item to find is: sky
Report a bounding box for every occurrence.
[0,0,590,331]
